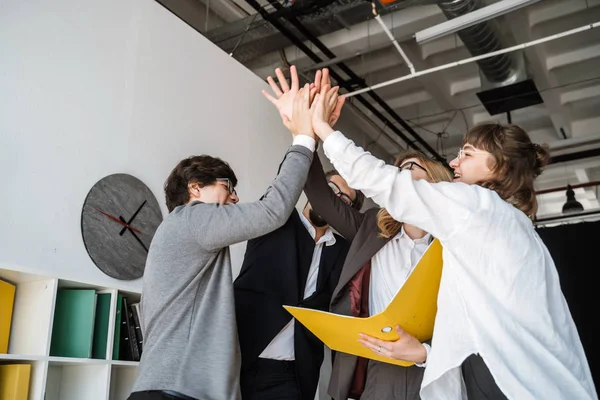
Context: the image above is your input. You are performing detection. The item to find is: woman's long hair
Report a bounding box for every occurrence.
[377,151,453,238]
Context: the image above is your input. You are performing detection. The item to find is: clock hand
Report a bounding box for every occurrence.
[118,216,145,236]
[94,208,143,234]
[127,228,148,252]
[120,200,147,236]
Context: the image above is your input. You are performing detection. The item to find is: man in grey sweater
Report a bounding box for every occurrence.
[128,83,317,400]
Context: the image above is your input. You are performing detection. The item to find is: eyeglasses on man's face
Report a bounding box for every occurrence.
[399,161,427,173]
[328,181,354,207]
[216,178,237,196]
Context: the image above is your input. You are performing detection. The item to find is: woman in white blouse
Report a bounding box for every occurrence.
[301,82,598,400]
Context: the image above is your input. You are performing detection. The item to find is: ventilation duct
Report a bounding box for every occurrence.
[437,0,514,83]
[374,0,544,115]
[436,0,543,115]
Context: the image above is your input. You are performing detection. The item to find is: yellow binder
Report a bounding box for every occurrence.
[0,364,31,400]
[0,279,16,354]
[284,239,443,367]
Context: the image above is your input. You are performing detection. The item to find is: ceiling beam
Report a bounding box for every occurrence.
[196,0,248,22]
[561,83,600,105]
[244,0,446,161]
[535,180,600,195]
[250,5,443,76]
[549,148,600,164]
[546,43,600,70]
[507,10,572,139]
[529,0,600,29]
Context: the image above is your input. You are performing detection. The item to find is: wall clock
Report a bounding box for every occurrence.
[81,173,163,280]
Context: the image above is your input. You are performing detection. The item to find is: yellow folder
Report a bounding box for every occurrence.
[0,279,16,354]
[284,238,443,367]
[0,364,31,400]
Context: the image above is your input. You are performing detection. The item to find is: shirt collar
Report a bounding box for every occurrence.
[395,226,432,245]
[299,211,336,246]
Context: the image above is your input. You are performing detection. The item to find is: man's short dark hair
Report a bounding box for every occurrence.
[164,155,237,212]
[325,169,365,211]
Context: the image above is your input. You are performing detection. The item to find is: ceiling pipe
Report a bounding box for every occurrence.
[345,21,600,98]
[371,3,416,74]
[548,135,600,151]
[300,52,363,72]
[244,0,447,162]
[533,209,600,226]
[263,0,445,161]
[535,180,600,195]
[549,147,600,164]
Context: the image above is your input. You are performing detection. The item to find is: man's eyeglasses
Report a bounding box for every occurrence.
[216,178,237,196]
[399,161,428,173]
[328,181,354,207]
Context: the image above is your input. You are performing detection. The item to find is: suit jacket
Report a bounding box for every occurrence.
[304,154,425,400]
[234,209,349,400]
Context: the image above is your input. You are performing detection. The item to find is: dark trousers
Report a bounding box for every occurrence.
[128,391,196,400]
[241,359,301,400]
[461,354,508,400]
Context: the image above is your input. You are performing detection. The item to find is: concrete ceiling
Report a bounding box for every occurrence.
[159,0,600,219]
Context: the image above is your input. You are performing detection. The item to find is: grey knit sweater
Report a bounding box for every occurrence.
[132,144,313,400]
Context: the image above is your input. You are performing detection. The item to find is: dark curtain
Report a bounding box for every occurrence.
[536,221,599,392]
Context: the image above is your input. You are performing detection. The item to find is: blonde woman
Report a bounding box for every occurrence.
[303,150,452,400]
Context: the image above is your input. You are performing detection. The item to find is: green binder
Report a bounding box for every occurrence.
[92,293,111,359]
[50,289,97,358]
[112,293,124,360]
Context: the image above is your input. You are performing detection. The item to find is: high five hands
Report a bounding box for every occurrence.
[262,65,345,142]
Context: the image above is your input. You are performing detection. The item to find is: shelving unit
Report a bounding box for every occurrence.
[0,267,140,400]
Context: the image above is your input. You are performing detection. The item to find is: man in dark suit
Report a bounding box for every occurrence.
[234,168,364,400]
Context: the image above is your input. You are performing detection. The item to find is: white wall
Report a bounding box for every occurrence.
[0,0,302,291]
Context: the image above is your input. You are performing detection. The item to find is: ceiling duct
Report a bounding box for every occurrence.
[436,0,544,115]
[438,0,514,83]
[374,0,544,115]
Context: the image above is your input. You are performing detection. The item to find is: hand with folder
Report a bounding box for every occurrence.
[358,325,427,364]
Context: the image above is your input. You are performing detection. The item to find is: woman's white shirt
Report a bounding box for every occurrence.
[323,130,597,400]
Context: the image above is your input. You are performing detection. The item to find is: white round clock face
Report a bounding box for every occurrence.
[81,173,163,280]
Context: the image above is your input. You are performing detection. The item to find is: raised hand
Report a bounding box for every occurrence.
[329,95,346,127]
[311,84,339,141]
[357,325,427,363]
[262,66,299,123]
[282,84,315,139]
[314,68,346,127]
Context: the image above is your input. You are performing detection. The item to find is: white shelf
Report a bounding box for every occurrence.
[46,363,111,400]
[111,360,139,367]
[48,356,109,366]
[0,354,141,366]
[0,353,45,361]
[1,267,141,400]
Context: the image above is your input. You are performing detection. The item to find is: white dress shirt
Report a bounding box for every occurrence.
[323,130,597,400]
[369,227,432,368]
[370,227,432,316]
[259,212,336,361]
